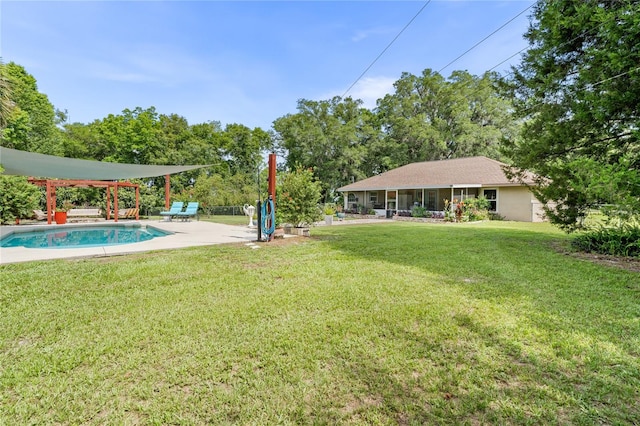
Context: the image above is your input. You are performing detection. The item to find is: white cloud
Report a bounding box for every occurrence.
[351,26,393,43]
[347,76,396,109]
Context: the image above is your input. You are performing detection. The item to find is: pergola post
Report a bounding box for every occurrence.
[114,183,119,223]
[106,187,111,220]
[165,174,171,210]
[135,185,140,220]
[46,180,53,224]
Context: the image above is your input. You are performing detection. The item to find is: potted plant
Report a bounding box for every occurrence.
[55,200,74,225]
[277,167,323,236]
[323,203,336,225]
[336,204,345,221]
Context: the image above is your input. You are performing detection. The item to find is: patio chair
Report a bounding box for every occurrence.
[160,201,184,221]
[115,208,139,219]
[176,202,199,222]
[33,209,48,221]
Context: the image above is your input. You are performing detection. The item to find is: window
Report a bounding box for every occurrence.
[483,189,497,211]
[426,191,436,210]
[348,193,357,203]
[369,193,377,203]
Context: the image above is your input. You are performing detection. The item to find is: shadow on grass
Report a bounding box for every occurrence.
[312,221,640,423]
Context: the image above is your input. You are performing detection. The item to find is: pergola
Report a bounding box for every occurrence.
[27,178,141,224]
[0,147,209,224]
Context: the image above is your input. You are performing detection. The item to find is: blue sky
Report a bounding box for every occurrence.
[2,1,535,131]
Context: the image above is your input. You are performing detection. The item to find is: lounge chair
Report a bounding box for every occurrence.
[33,209,48,221]
[160,202,184,221]
[177,202,199,222]
[115,208,139,219]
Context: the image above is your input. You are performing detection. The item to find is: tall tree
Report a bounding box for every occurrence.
[376,69,515,171]
[0,62,60,154]
[273,97,372,200]
[223,123,269,175]
[0,61,13,130]
[503,0,640,230]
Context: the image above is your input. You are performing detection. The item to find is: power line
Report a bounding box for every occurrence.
[342,1,432,98]
[437,2,535,74]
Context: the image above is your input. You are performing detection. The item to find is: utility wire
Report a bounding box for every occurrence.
[342,0,432,98]
[437,2,535,74]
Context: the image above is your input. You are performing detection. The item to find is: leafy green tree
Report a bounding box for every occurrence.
[223,124,270,175]
[0,62,61,154]
[503,0,640,230]
[0,61,13,130]
[273,97,372,200]
[376,69,515,170]
[276,166,323,227]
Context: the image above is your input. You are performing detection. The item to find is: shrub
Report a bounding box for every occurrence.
[276,167,323,227]
[0,172,40,224]
[462,197,490,221]
[572,224,640,257]
[323,203,336,215]
[411,206,427,217]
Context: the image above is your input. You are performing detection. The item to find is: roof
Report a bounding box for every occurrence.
[338,156,534,191]
[0,147,209,180]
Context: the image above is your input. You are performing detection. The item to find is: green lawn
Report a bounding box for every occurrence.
[1,222,638,424]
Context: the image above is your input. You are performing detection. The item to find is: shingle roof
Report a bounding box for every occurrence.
[338,156,534,191]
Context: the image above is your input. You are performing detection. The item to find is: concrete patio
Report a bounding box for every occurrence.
[0,220,259,265]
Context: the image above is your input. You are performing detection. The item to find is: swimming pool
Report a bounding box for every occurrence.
[0,224,172,249]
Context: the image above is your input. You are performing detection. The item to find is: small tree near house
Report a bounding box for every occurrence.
[277,166,323,228]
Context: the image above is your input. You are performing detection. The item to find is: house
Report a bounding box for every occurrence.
[337,156,545,222]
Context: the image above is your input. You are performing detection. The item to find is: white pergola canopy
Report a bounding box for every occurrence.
[0,147,209,179]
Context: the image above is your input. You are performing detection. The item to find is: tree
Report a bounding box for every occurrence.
[503,0,640,230]
[376,69,515,170]
[0,62,61,154]
[276,167,323,227]
[0,61,14,130]
[273,97,372,200]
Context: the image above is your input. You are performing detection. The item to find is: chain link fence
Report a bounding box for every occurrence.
[205,206,245,216]
[145,206,246,217]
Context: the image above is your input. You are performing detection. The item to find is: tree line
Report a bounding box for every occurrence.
[1,0,639,232]
[0,62,515,210]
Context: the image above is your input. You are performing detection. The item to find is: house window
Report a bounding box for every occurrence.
[348,193,357,203]
[483,189,497,211]
[426,191,436,210]
[369,193,377,204]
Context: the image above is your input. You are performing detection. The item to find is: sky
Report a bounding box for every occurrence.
[2,0,536,131]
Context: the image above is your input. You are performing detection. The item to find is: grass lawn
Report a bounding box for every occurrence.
[1,221,638,424]
[146,215,250,226]
[200,214,252,226]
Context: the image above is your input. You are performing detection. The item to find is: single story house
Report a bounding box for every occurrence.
[337,156,545,222]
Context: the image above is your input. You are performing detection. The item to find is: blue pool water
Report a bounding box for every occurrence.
[0,225,172,249]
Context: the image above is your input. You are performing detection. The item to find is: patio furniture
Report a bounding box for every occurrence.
[160,202,184,221]
[32,209,47,221]
[177,202,199,222]
[115,208,139,219]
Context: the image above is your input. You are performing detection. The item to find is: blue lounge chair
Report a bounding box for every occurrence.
[177,202,199,222]
[160,201,184,221]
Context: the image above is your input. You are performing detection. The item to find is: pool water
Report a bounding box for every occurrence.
[0,225,171,249]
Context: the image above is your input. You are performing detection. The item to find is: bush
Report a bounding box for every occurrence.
[463,197,490,221]
[0,172,40,224]
[277,167,323,227]
[572,224,640,257]
[411,206,427,217]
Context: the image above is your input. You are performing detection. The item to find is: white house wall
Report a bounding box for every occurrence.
[497,186,539,222]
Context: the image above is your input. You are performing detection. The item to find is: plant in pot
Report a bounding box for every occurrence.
[55,200,74,224]
[323,203,336,225]
[277,167,323,235]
